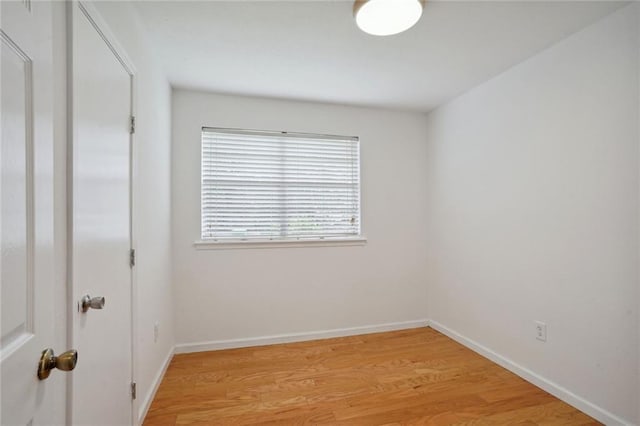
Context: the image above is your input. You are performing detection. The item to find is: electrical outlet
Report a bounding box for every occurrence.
[535,321,547,342]
[154,322,159,343]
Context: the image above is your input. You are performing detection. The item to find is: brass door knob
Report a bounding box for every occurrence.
[37,348,78,380]
[81,294,105,312]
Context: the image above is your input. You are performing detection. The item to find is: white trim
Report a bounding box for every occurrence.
[427,320,632,426]
[75,1,136,75]
[174,319,428,354]
[137,346,174,426]
[194,236,367,250]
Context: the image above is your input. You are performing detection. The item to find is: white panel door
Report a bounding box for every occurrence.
[1,1,59,425]
[70,3,134,425]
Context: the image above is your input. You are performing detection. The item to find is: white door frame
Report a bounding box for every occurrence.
[66,1,139,423]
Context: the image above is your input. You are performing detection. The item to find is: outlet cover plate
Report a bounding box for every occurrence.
[535,321,547,342]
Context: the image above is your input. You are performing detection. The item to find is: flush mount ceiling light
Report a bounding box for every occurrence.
[354,0,425,36]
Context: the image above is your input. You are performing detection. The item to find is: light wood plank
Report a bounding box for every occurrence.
[144,328,599,425]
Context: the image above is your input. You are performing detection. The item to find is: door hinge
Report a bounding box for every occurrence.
[129,116,136,134]
[131,382,137,400]
[129,249,136,268]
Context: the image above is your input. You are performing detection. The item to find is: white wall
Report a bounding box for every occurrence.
[92,3,174,423]
[171,90,429,346]
[424,5,639,423]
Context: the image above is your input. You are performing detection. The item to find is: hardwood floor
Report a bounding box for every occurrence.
[143,327,599,425]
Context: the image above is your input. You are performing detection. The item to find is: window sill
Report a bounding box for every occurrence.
[193,237,368,250]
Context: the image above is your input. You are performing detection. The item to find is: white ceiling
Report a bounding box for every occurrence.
[133,1,626,112]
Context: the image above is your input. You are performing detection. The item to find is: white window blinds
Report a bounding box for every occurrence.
[201,128,361,241]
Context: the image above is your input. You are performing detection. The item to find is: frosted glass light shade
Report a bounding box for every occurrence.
[354,0,424,36]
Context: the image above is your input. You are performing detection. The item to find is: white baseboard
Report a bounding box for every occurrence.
[174,319,429,354]
[137,346,175,426]
[427,319,631,426]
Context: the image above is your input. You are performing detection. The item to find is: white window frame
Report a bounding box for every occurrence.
[195,127,366,249]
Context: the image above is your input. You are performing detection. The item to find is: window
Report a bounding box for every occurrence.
[201,127,361,243]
